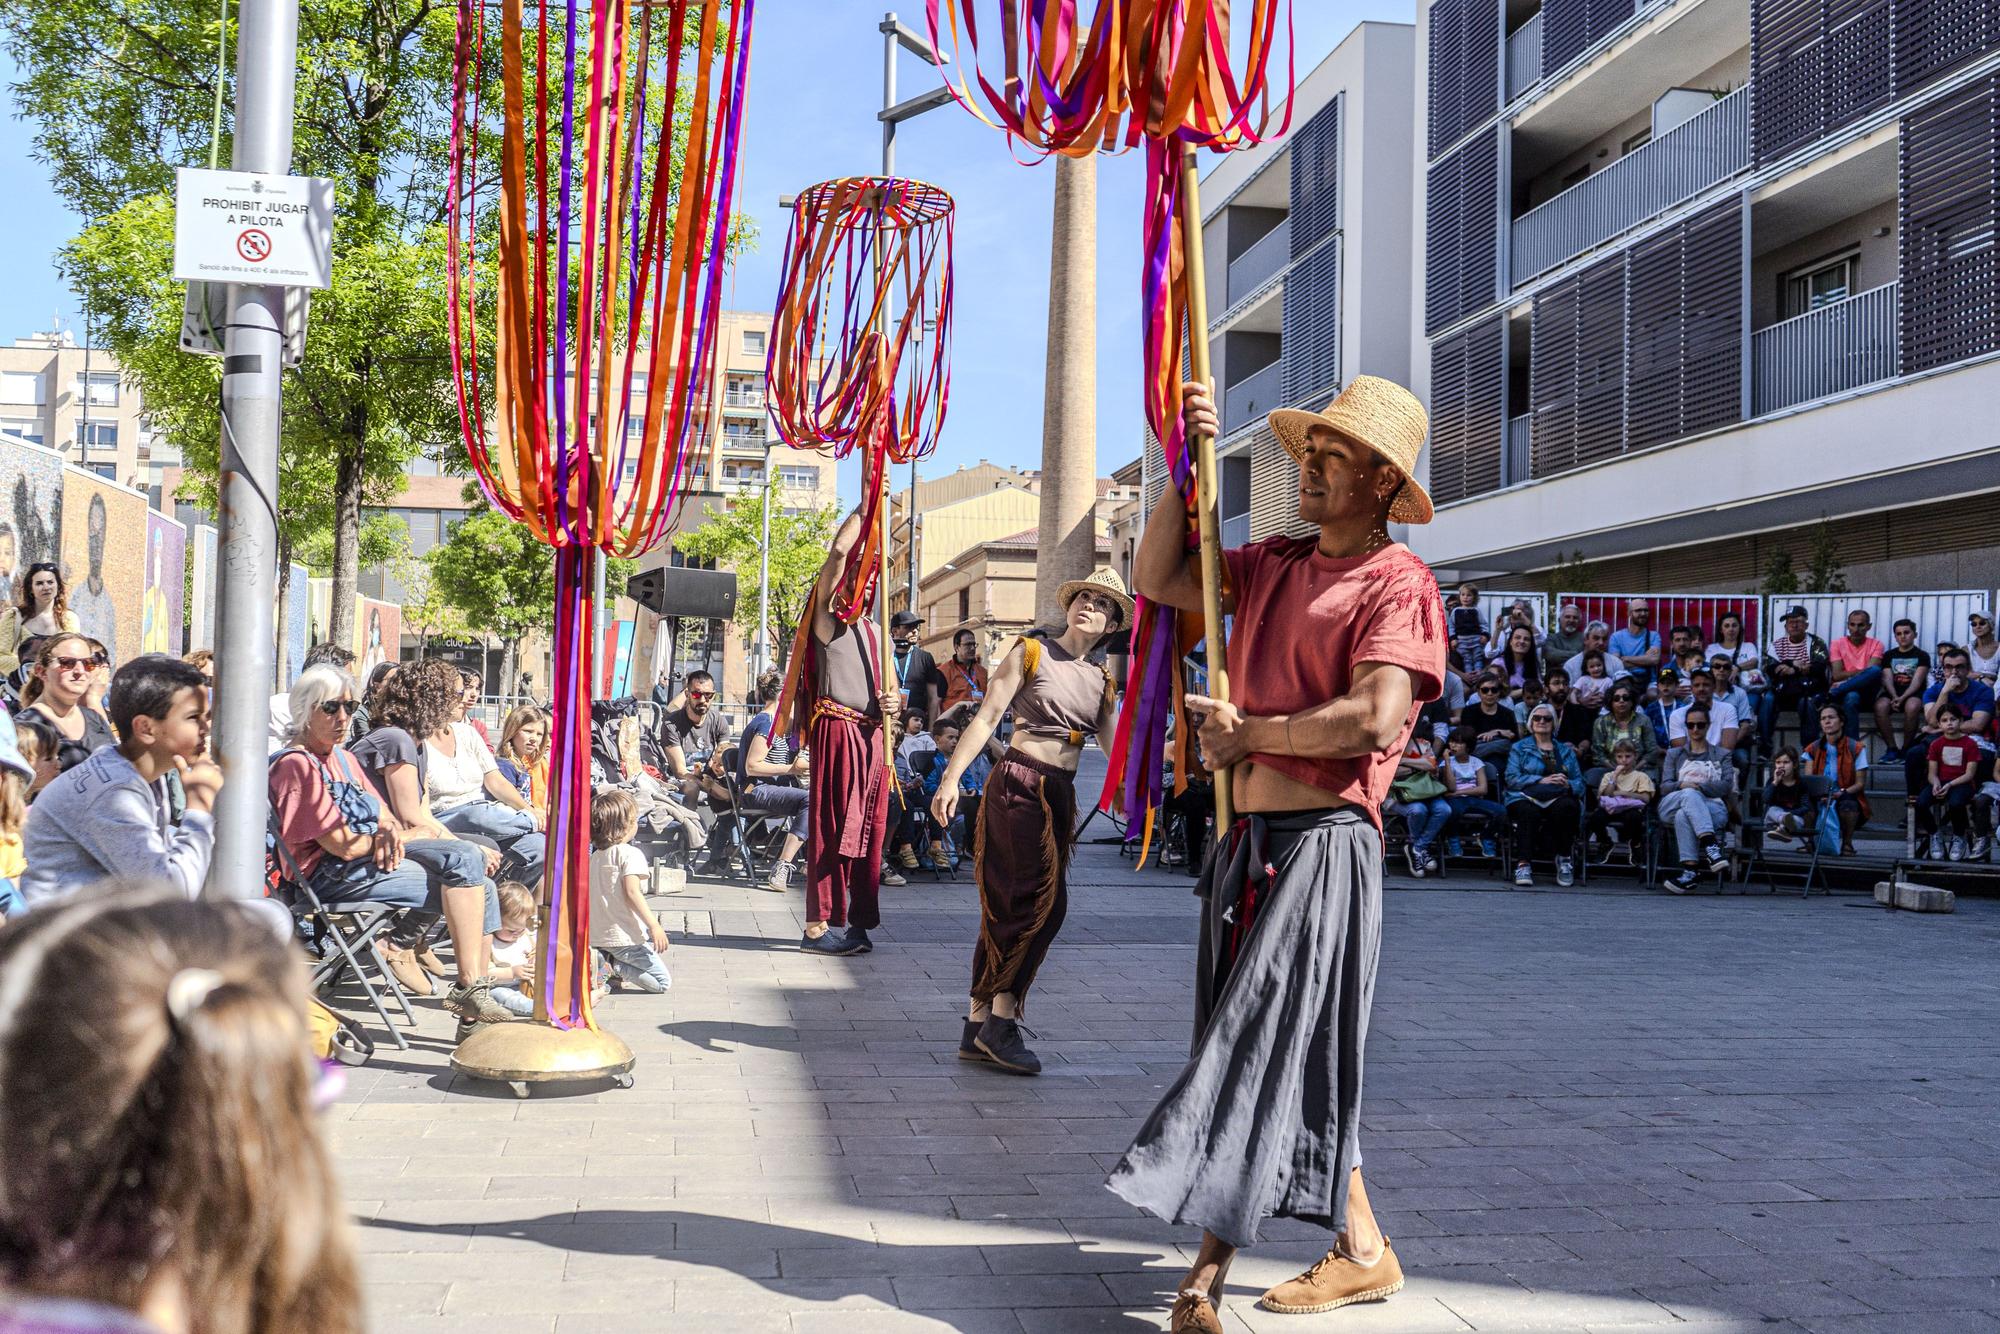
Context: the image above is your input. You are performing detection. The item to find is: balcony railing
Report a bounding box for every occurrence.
[1505,12,1542,101]
[1222,359,1284,437]
[1511,85,1749,285]
[722,389,765,409]
[1220,513,1251,548]
[1752,281,1899,416]
[1506,413,1532,483]
[1226,219,1291,309]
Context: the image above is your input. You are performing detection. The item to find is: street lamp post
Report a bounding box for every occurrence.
[756,440,772,680]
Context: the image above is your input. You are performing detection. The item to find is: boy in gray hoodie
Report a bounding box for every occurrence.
[21,655,222,909]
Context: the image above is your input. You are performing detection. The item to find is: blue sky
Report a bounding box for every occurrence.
[0,1,1407,503]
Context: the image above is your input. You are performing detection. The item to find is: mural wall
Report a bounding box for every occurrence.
[142,512,187,656]
[0,434,64,608]
[191,524,217,650]
[60,473,146,668]
[355,596,400,679]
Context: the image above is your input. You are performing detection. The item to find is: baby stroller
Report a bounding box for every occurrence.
[588,697,700,867]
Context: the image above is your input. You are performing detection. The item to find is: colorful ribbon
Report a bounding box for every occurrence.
[446,0,756,1028]
[926,0,1293,849]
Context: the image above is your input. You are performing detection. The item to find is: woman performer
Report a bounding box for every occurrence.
[1109,376,1446,1332]
[931,568,1128,1076]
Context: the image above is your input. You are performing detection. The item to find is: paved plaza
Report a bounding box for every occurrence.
[333,825,2000,1333]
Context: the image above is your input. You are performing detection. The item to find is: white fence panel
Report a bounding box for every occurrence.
[1780,591,1994,658]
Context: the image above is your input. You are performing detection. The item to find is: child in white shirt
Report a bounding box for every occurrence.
[589,789,671,993]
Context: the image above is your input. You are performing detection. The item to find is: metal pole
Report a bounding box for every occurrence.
[206,0,300,901]
[756,442,772,681]
[905,458,919,612]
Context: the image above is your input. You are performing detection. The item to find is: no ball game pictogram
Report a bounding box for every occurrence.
[236,229,272,263]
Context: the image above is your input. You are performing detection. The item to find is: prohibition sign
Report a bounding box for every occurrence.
[236,229,272,263]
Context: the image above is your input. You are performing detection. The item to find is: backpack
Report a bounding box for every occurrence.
[307,996,374,1066]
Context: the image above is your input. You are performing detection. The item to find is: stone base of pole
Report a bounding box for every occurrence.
[449,1020,636,1099]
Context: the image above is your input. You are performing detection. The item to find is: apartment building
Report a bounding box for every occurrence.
[1155,21,1417,544]
[1412,0,2000,590]
[0,331,166,495]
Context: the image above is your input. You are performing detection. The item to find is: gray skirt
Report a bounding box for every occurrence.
[1108,807,1381,1248]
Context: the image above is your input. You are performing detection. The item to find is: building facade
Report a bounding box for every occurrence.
[913,529,1113,663]
[1412,0,2000,591]
[0,332,164,496]
[1157,21,1417,545]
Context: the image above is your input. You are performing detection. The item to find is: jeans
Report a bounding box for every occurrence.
[1905,741,1997,799]
[1399,796,1453,852]
[745,783,810,840]
[309,843,502,935]
[599,942,671,993]
[436,800,547,887]
[1757,676,1827,745]
[1444,795,1508,836]
[1917,784,1981,836]
[1832,666,1883,738]
[490,984,534,1016]
[1658,789,1728,863]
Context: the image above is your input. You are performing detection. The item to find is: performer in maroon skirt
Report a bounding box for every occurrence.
[931,568,1128,1074]
[1109,376,1446,1331]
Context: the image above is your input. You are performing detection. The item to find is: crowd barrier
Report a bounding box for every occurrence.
[1785,591,1991,656]
[1554,593,1763,650]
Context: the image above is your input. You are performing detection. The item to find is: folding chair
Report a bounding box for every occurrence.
[266,816,417,1051]
[719,751,791,884]
[1744,774,1835,897]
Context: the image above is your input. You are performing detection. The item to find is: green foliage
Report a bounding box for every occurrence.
[1802,517,1848,595]
[1547,549,1596,595]
[1760,549,1799,598]
[300,512,410,577]
[397,548,472,651]
[429,503,633,646]
[673,491,838,666]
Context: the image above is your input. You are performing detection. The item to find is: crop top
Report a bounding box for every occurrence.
[1009,638,1110,744]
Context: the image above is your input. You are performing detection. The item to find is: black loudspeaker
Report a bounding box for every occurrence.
[626,565,738,620]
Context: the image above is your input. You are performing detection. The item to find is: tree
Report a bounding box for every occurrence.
[1546,549,1597,595]
[300,513,410,577]
[1802,516,1848,595]
[1760,549,1799,598]
[673,491,839,670]
[397,548,471,657]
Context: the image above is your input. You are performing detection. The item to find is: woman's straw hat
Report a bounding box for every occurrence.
[1268,374,1434,525]
[1057,567,1135,627]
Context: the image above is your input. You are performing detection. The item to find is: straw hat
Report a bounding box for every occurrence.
[1057,567,1135,628]
[1268,374,1434,525]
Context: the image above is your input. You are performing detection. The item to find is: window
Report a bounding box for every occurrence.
[76,421,118,450]
[1621,129,1652,155]
[1560,163,1591,188]
[958,588,970,620]
[73,372,119,407]
[88,463,115,479]
[1780,249,1860,319]
[777,464,819,491]
[742,329,765,357]
[0,417,42,445]
[0,372,42,406]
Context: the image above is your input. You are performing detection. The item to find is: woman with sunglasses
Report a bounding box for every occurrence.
[1464,671,1521,774]
[0,560,78,680]
[16,634,117,761]
[1590,682,1660,781]
[1657,708,1736,892]
[1969,610,1999,687]
[1503,704,1586,886]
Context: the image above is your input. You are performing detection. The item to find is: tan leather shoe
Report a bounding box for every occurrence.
[1167,1288,1225,1333]
[376,943,435,998]
[1259,1239,1404,1314]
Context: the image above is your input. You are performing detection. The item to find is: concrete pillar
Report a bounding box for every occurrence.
[1033,153,1100,627]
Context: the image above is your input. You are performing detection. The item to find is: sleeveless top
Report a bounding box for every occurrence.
[1010,639,1108,743]
[816,621,882,718]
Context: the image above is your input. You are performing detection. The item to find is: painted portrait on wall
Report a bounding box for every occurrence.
[142,512,188,656]
[60,471,143,669]
[0,435,63,607]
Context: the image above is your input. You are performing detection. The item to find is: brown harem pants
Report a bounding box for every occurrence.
[970,750,1078,1008]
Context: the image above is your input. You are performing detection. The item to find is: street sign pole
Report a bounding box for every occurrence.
[206,0,301,901]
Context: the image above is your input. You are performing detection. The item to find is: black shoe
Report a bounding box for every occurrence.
[1665,867,1700,895]
[1699,840,1730,873]
[846,927,875,954]
[801,928,865,956]
[957,1019,991,1062]
[974,1015,1041,1075]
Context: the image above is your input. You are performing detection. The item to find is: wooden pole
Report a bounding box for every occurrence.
[1178,141,1232,832]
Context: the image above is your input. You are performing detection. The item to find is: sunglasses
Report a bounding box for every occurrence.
[1686,718,1710,727]
[51,655,96,673]
[1478,685,1499,694]
[1610,694,1634,703]
[687,689,715,701]
[24,562,56,577]
[319,699,360,717]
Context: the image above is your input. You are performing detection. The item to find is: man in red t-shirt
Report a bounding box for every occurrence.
[1110,376,1444,1329]
[1828,609,1885,743]
[1919,711,1983,859]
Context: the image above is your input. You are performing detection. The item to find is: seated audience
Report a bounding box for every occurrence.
[1668,667,1740,751]
[1488,625,1540,701]
[1563,622,1626,686]
[20,655,219,909]
[1707,610,1764,692]
[1828,609,1886,743]
[1590,683,1660,794]
[495,703,550,807]
[1609,599,1664,688]
[1390,729,1451,877]
[1759,605,1831,746]
[1658,709,1735,893]
[0,714,29,922]
[1587,737,1655,857]
[269,663,506,1025]
[1761,747,1814,849]
[1876,618,1930,762]
[1464,673,1521,771]
[1901,645,1995,812]
[17,633,118,763]
[269,642,357,753]
[0,560,80,682]
[424,661,548,888]
[0,893,363,1334]
[1440,727,1504,859]
[487,881,538,1016]
[1570,647,1617,707]
[1803,703,1870,857]
[1504,705,1585,887]
[1970,608,1999,687]
[739,670,810,893]
[924,717,994,867]
[349,660,397,742]
[590,788,672,993]
[1510,676,1546,727]
[1918,709,1987,861]
[1541,603,1586,678]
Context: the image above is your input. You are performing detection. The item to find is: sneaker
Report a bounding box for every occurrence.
[1949,836,1967,862]
[1763,831,1796,851]
[1665,867,1700,894]
[846,927,875,954]
[1554,856,1574,887]
[443,979,513,1025]
[973,1015,1041,1075]
[377,943,436,998]
[801,928,865,956]
[897,846,918,869]
[1403,843,1425,878]
[1424,850,1443,875]
[1480,836,1500,859]
[930,846,953,872]
[1445,836,1464,859]
[1973,835,1992,862]
[763,861,792,893]
[1513,863,1532,887]
[1700,841,1731,873]
[1881,747,1902,765]
[1928,833,1948,861]
[881,867,908,887]
[1259,1240,1405,1314]
[957,1018,991,1063]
